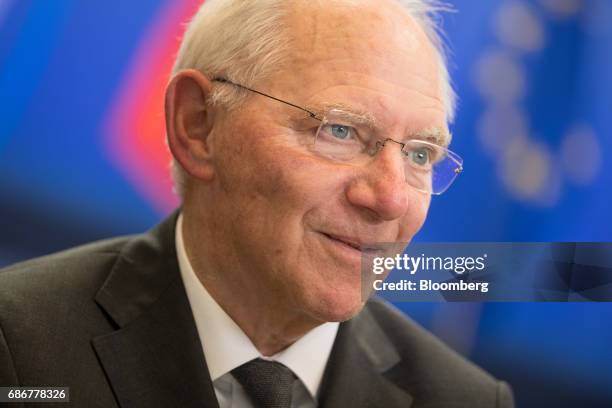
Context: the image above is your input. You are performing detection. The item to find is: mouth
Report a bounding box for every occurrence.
[322,233,363,252]
[318,231,388,268]
[320,232,385,254]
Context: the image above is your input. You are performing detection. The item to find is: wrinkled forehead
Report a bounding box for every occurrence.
[284,0,440,84]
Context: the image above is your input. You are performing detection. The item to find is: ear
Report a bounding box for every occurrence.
[165,69,216,182]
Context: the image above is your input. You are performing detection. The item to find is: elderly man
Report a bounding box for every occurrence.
[0,0,513,407]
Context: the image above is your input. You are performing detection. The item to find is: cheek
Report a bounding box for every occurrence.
[236,125,330,205]
[248,148,321,210]
[399,193,431,241]
[214,123,330,239]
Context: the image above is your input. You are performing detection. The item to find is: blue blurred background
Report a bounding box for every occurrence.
[1,0,611,406]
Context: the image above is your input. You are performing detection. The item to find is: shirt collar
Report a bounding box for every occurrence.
[176,214,339,399]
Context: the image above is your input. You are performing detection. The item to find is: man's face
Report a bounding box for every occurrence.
[201,2,446,323]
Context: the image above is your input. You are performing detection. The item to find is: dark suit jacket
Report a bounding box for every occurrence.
[0,212,514,407]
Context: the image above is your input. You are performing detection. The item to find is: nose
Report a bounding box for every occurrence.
[345,141,412,221]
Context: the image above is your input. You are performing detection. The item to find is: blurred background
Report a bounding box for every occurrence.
[0,0,610,406]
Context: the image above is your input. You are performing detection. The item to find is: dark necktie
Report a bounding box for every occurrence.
[232,358,296,408]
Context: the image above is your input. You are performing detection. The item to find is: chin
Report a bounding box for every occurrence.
[288,256,368,323]
[303,286,367,323]
[322,304,365,323]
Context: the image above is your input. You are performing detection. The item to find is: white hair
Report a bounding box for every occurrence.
[169,0,456,199]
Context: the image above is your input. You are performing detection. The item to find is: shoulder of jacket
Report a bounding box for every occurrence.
[0,235,136,306]
[362,298,510,407]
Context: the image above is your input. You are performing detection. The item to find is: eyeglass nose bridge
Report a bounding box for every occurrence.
[372,138,406,156]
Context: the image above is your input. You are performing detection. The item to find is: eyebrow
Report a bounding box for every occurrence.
[413,127,453,148]
[312,102,379,128]
[310,102,452,147]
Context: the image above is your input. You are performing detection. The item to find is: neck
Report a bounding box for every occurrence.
[201,275,320,356]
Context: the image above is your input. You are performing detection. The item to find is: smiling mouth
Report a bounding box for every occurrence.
[323,233,362,252]
[321,233,387,257]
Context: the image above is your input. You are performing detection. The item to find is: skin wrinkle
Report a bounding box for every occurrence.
[221,79,448,146]
[309,103,450,147]
[304,84,449,146]
[171,0,443,356]
[289,55,446,137]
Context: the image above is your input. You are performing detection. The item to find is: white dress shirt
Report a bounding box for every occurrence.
[176,214,339,408]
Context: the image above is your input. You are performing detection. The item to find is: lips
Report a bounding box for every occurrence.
[323,233,363,251]
[321,232,387,256]
[322,232,368,252]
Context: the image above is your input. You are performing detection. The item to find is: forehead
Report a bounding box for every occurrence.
[284,0,440,83]
[272,1,447,140]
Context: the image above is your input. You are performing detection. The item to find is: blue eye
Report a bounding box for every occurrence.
[329,124,352,140]
[411,148,430,166]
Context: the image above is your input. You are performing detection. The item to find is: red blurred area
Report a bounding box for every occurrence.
[103,0,203,213]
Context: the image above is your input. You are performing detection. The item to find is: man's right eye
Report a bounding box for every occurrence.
[321,123,356,141]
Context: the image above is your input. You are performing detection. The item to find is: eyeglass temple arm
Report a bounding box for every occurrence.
[212,78,320,120]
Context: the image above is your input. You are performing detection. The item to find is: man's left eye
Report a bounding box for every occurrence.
[410,148,431,166]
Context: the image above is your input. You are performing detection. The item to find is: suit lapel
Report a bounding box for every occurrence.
[92,212,219,408]
[318,305,414,408]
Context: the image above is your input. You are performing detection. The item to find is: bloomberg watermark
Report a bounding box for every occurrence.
[361,243,612,302]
